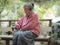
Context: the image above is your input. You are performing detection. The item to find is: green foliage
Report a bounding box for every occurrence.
[21,0,54,2]
[0,0,60,26]
[0,0,13,6]
[34,4,46,19]
[21,0,29,2]
[0,0,60,20]
[17,2,24,19]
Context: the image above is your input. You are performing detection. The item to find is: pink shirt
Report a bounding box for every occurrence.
[15,12,40,36]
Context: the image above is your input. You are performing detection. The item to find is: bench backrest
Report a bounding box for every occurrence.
[40,25,51,32]
[0,27,12,35]
[0,25,51,35]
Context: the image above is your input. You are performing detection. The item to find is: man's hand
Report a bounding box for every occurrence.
[12,30,17,35]
[12,27,17,35]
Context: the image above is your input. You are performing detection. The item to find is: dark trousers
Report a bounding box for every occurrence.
[13,30,37,45]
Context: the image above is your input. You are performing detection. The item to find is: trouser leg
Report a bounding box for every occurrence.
[12,31,22,45]
[17,30,37,45]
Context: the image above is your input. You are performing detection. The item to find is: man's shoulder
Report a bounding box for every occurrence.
[32,12,38,18]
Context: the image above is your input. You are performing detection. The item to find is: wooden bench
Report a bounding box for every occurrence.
[0,19,52,45]
[0,35,51,45]
[0,25,51,45]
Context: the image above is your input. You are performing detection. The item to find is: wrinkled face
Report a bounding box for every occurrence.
[24,7,31,15]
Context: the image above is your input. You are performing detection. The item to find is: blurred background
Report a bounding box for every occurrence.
[0,0,60,45]
[0,0,60,26]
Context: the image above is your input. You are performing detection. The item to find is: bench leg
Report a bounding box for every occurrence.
[48,40,51,45]
[6,40,10,45]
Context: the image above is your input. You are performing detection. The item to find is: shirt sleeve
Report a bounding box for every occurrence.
[15,17,23,30]
[21,14,39,30]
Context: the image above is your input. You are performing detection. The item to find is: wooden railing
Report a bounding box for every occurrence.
[0,19,52,27]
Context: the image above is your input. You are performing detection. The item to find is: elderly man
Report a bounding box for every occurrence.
[12,3,40,45]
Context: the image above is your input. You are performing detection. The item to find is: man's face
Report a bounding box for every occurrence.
[24,8,31,15]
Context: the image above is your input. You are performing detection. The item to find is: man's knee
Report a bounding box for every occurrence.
[14,31,22,35]
[13,31,22,38]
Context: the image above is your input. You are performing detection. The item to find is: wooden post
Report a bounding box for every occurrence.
[9,21,11,27]
[49,19,52,27]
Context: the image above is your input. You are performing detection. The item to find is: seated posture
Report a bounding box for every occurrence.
[13,3,40,45]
